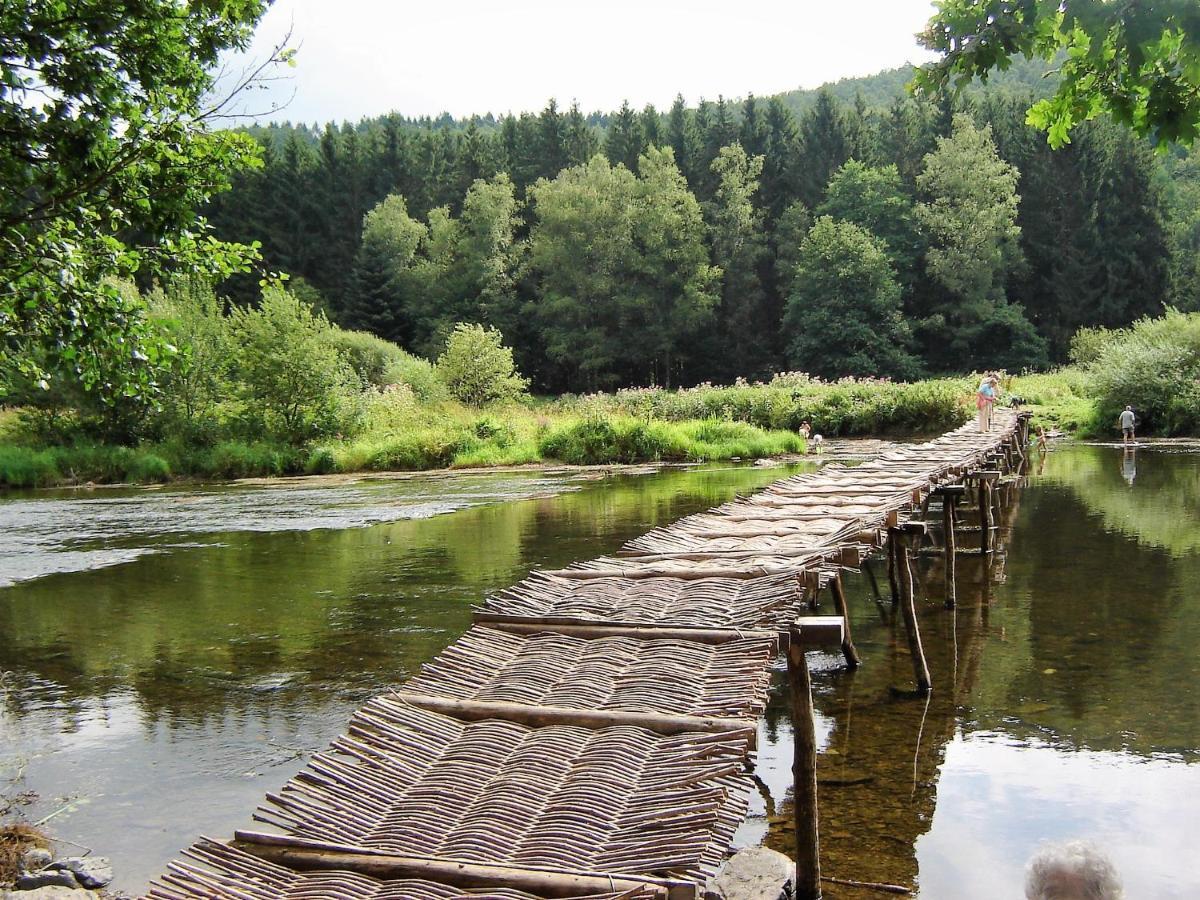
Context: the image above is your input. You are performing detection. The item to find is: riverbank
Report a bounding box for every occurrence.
[0,375,974,489]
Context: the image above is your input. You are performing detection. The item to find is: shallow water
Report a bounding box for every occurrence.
[0,463,802,892]
[750,443,1200,898]
[2,445,1198,898]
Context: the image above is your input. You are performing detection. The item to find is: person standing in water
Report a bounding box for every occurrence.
[1118,406,1136,446]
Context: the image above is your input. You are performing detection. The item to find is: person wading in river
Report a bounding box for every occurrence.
[1119,406,1136,446]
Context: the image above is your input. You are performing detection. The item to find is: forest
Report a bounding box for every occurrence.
[5,4,1200,487]
[202,61,1200,392]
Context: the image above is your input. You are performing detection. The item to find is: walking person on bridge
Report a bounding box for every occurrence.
[976,374,998,432]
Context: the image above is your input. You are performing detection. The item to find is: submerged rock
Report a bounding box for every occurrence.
[706,846,795,899]
[48,858,112,890]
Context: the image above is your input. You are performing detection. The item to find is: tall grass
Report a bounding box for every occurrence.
[554,375,972,436]
[538,417,804,465]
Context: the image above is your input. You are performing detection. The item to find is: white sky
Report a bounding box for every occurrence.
[226,0,940,124]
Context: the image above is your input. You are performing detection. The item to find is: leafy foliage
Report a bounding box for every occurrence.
[783,218,919,380]
[917,0,1200,147]
[228,287,357,443]
[0,0,275,403]
[435,323,529,407]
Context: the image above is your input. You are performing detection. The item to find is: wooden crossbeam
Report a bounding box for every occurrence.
[232,832,693,900]
[389,691,759,743]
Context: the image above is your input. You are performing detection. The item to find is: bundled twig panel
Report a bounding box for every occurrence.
[485,571,804,629]
[147,838,657,900]
[253,699,751,884]
[404,626,774,720]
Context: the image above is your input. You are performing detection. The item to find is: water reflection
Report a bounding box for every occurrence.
[0,462,805,891]
[919,735,1200,900]
[757,445,1200,897]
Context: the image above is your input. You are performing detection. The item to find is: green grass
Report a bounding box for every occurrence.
[0,373,989,488]
[1010,371,1101,436]
[554,376,974,436]
[537,417,804,465]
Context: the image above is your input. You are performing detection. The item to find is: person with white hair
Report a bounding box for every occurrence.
[1024,840,1123,899]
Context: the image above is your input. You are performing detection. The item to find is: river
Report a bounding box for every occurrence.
[2,446,1198,897]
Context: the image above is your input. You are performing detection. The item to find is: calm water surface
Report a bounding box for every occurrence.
[754,444,1200,898]
[0,463,804,892]
[3,446,1199,898]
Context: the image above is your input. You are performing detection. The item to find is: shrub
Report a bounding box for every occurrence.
[305,446,337,475]
[383,354,448,403]
[1068,325,1122,366]
[1085,310,1200,435]
[126,453,171,483]
[325,329,414,389]
[436,323,529,406]
[0,446,60,488]
[228,286,358,443]
[147,278,232,442]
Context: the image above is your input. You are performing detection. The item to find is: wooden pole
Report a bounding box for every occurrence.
[389,692,757,744]
[890,527,932,694]
[232,833,688,899]
[934,488,965,610]
[787,625,822,900]
[828,572,861,668]
[886,534,901,604]
[943,493,958,610]
[977,479,992,556]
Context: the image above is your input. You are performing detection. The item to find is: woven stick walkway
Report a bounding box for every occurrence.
[148,411,1030,900]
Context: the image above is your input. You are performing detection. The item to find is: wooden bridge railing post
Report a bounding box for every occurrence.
[788,623,823,900]
[890,525,932,694]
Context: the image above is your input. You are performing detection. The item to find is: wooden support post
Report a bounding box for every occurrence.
[828,573,861,668]
[890,526,932,695]
[943,493,958,609]
[934,486,965,610]
[979,478,993,556]
[886,534,900,604]
[787,624,822,900]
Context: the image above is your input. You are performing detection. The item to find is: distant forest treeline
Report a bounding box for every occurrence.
[206,61,1200,392]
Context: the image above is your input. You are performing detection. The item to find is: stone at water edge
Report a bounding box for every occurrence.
[47,858,112,890]
[12,870,79,891]
[705,846,795,900]
[18,848,53,873]
[1,888,86,900]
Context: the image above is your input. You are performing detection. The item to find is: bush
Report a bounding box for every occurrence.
[126,453,171,483]
[436,323,529,406]
[305,446,337,475]
[0,446,60,488]
[383,354,448,403]
[229,287,359,444]
[1068,325,1122,366]
[1085,310,1200,435]
[325,329,414,389]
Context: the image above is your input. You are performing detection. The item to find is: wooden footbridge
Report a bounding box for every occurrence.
[147,412,1031,900]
